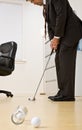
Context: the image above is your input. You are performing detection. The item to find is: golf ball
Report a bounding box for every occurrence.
[31,117,41,128]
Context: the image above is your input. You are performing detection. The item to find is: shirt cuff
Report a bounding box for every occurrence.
[54,36,60,39]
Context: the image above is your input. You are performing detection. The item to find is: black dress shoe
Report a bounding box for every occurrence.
[48,90,62,99]
[48,94,59,100]
[48,95,75,101]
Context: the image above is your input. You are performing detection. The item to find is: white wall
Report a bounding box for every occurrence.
[0,1,44,95]
[68,0,82,19]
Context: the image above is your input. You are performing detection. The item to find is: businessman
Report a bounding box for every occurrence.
[30,0,82,101]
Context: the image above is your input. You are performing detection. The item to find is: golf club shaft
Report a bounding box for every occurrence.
[32,49,54,99]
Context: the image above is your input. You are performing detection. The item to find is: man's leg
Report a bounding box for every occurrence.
[57,44,77,97]
[48,43,77,101]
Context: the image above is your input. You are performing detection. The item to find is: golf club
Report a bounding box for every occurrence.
[28,47,54,101]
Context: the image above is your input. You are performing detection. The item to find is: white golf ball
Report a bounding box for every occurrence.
[31,117,41,128]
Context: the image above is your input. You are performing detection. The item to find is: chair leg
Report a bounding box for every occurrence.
[0,90,13,97]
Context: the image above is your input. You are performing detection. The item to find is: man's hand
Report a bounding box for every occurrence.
[30,0,43,6]
[50,38,60,50]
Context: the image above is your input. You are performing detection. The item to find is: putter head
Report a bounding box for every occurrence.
[32,97,36,101]
[28,97,36,101]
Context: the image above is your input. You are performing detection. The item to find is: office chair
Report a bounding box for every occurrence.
[0,41,17,97]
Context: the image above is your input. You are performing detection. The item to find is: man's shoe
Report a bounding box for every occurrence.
[48,94,59,100]
[48,95,75,101]
[48,90,62,99]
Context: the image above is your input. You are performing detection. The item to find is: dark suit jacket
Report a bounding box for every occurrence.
[46,0,82,46]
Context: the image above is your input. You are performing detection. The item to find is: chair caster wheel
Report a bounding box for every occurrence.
[6,92,13,97]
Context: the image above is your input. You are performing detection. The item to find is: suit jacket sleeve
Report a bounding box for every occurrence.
[52,0,67,37]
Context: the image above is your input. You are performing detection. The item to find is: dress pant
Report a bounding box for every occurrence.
[55,42,78,97]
